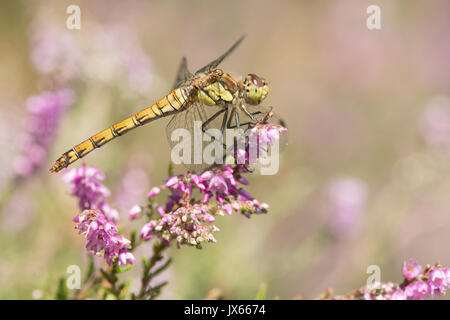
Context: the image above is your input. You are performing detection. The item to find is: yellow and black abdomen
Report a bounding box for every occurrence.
[50,87,191,172]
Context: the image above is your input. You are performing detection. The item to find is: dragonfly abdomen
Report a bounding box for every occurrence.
[50,87,192,172]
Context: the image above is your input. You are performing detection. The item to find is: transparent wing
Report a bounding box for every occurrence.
[195,35,245,75]
[172,56,193,90]
[166,102,288,173]
[166,102,229,173]
[226,105,287,130]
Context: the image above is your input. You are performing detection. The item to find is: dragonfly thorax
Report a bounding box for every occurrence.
[195,70,239,107]
[239,74,270,105]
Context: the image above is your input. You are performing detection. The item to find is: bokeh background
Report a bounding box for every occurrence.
[1,0,449,299]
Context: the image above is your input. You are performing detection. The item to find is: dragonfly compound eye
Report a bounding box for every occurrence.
[248,74,265,87]
[243,74,270,105]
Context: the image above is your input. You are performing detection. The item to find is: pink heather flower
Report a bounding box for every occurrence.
[389,290,406,300]
[13,88,74,177]
[402,259,422,280]
[62,164,119,222]
[128,205,142,220]
[137,115,286,248]
[249,124,287,147]
[74,209,134,266]
[363,282,397,300]
[98,202,120,222]
[247,124,288,162]
[444,268,450,287]
[147,187,161,198]
[141,203,219,248]
[404,281,430,300]
[429,269,447,297]
[118,250,136,266]
[332,261,450,300]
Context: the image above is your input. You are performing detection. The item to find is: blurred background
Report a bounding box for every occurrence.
[0,0,449,299]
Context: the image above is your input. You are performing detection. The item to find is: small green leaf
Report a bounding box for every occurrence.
[168,162,174,177]
[55,277,69,300]
[150,258,172,278]
[84,256,95,283]
[130,230,137,249]
[120,280,133,299]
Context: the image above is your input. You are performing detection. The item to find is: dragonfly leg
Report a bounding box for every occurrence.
[227,107,274,130]
[201,108,226,133]
[202,108,228,147]
[226,107,236,128]
[240,104,257,121]
[226,108,251,130]
[220,108,229,138]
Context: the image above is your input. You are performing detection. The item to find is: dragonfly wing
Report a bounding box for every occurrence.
[166,102,227,173]
[166,102,207,143]
[194,35,245,75]
[172,56,193,90]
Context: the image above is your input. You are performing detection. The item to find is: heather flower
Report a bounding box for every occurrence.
[62,164,119,221]
[327,260,450,300]
[404,281,430,300]
[234,123,287,165]
[147,187,161,199]
[139,163,271,248]
[13,88,74,177]
[141,203,219,248]
[402,259,422,280]
[428,268,447,297]
[74,209,135,266]
[444,268,450,286]
[389,290,406,300]
[136,117,288,248]
[128,204,142,220]
[249,123,287,154]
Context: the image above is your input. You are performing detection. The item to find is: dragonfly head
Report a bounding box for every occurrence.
[241,74,269,105]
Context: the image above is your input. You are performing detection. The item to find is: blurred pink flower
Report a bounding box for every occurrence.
[13,88,74,177]
[323,177,368,237]
[128,205,142,221]
[419,95,450,148]
[402,259,422,280]
[404,281,430,300]
[29,9,154,93]
[29,23,82,80]
[115,167,150,213]
[319,1,389,90]
[428,268,447,297]
[356,261,449,300]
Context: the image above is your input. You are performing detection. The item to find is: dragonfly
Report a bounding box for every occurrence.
[50,36,284,173]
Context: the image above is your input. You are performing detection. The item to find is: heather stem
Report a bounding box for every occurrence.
[135,241,170,300]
